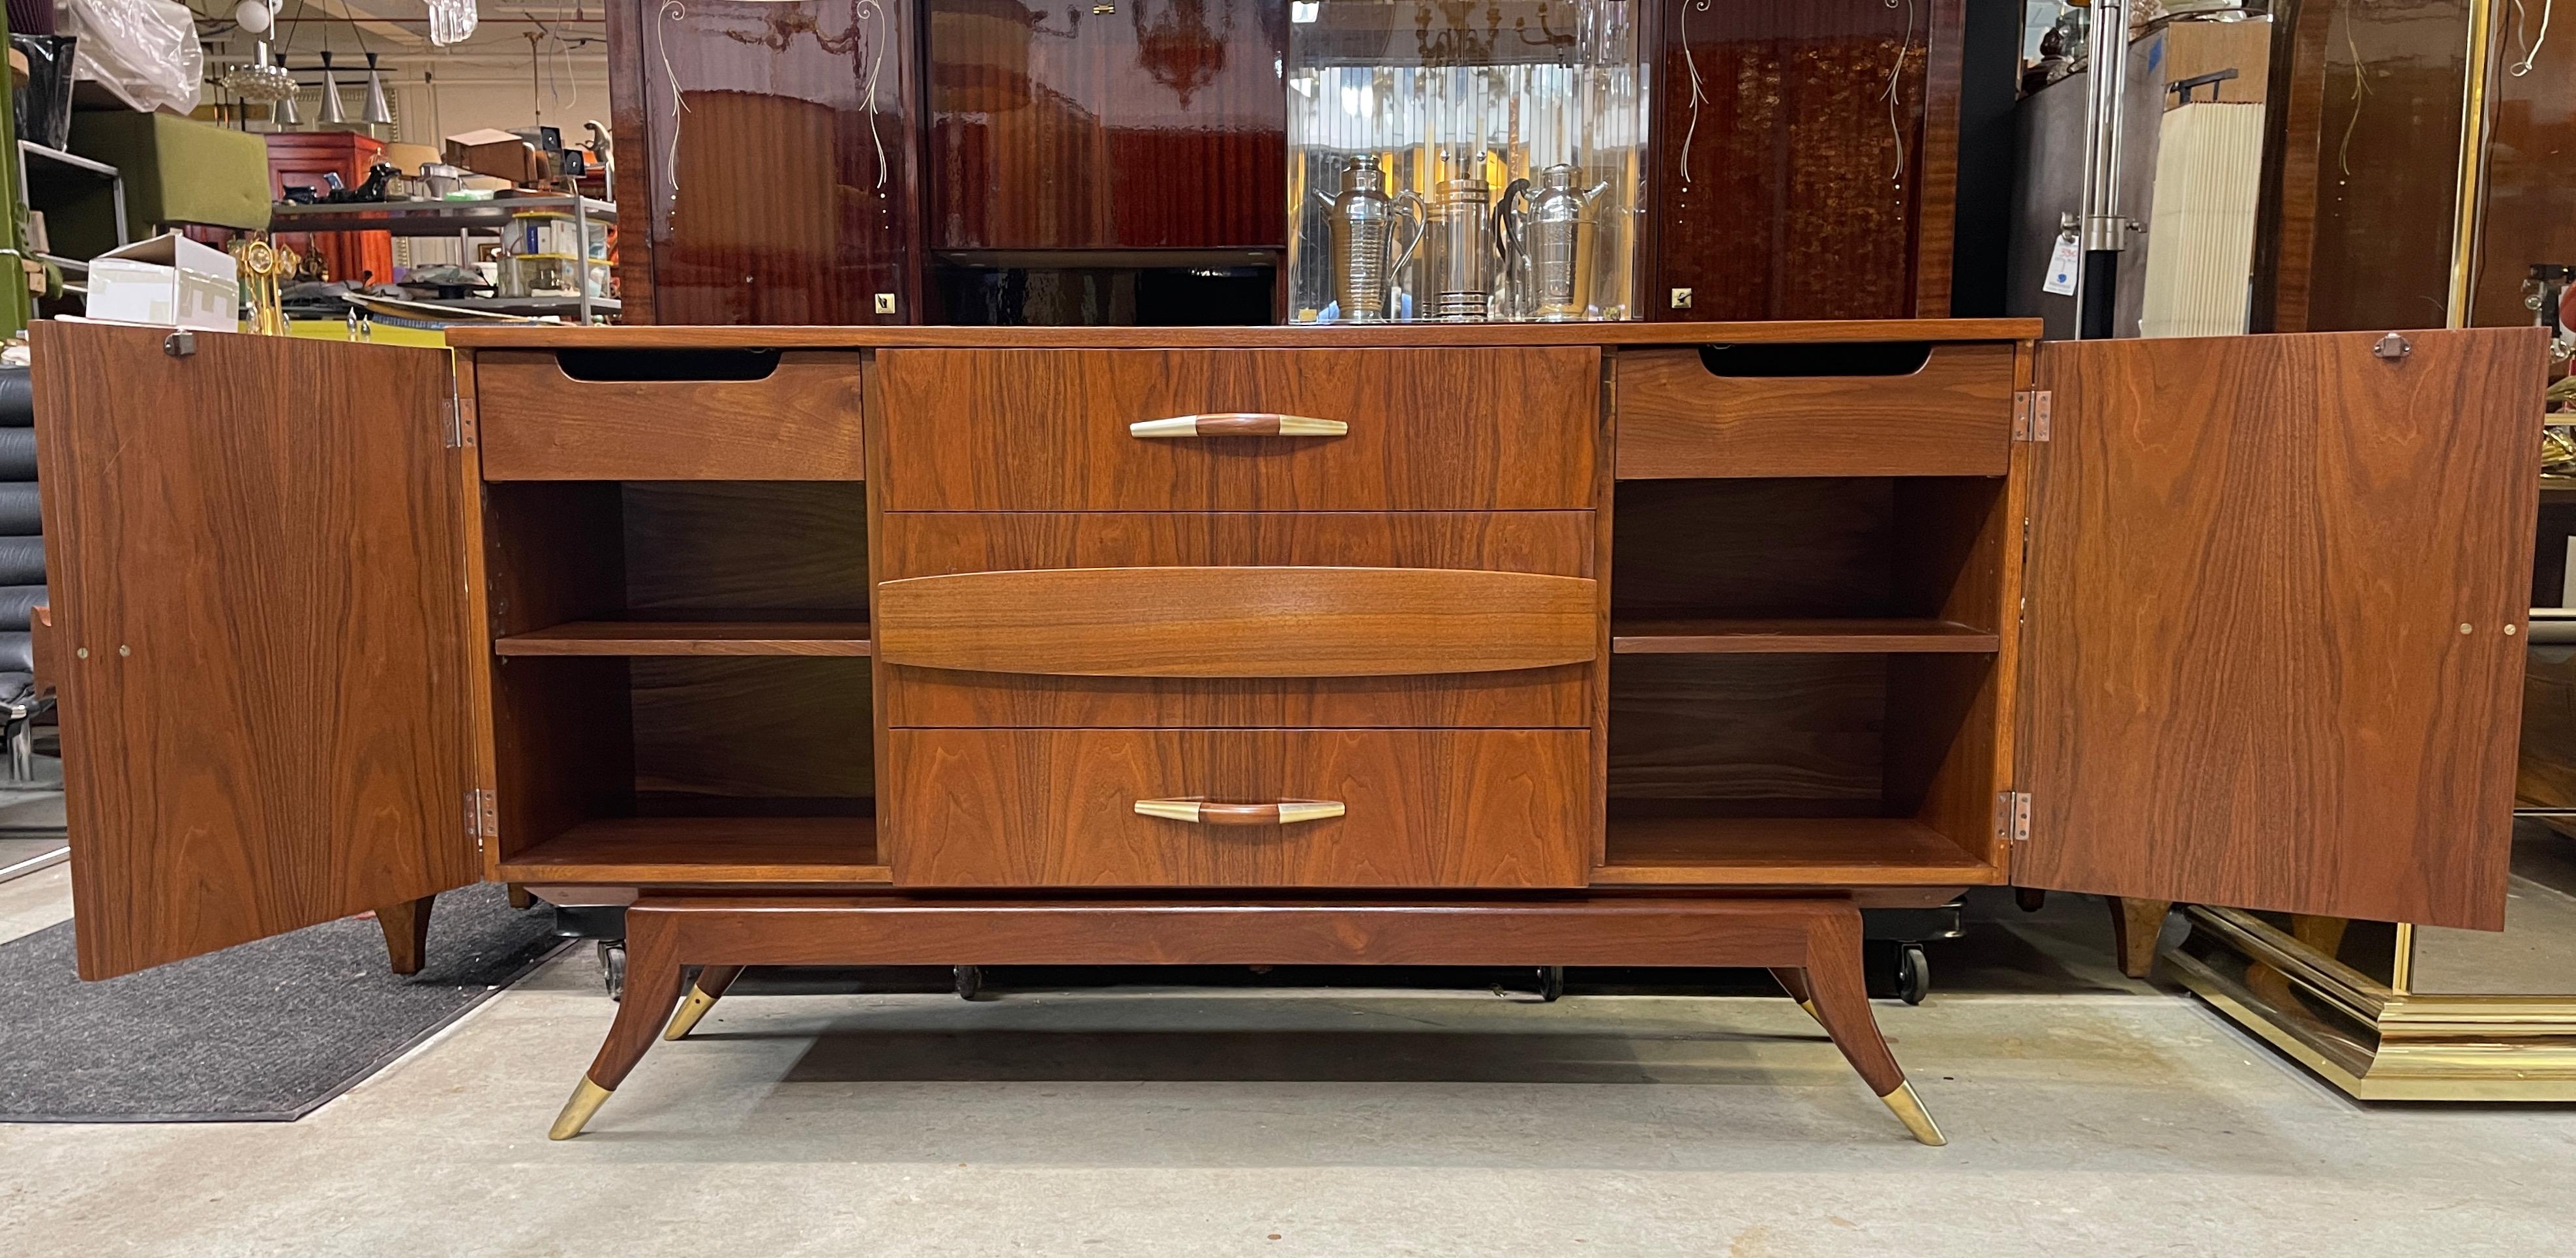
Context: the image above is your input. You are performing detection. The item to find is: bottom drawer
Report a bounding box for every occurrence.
[886,728,1591,888]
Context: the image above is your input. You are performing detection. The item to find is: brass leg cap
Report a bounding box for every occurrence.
[663,983,721,1041]
[1879,1081,1946,1147]
[1795,998,1822,1026]
[548,1077,614,1141]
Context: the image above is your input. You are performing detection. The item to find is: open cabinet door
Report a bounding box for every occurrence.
[2018,328,2544,931]
[31,322,479,979]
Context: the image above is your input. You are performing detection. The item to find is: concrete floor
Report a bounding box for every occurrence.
[4,872,2574,1255]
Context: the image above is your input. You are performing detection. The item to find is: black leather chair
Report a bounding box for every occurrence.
[0,367,48,779]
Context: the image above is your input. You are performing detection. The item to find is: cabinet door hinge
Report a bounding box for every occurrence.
[466,788,496,849]
[1996,790,2031,846]
[443,393,479,449]
[2013,390,2052,441]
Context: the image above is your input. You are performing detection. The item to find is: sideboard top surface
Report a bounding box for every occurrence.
[445,318,2044,351]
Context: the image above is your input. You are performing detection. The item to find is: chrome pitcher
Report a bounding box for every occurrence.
[1424,177,1499,321]
[1499,164,1611,321]
[1320,156,1423,323]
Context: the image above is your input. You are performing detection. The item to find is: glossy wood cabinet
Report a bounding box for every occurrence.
[25,317,2543,1142]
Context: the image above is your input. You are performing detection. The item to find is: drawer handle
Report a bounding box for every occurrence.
[1129,413,1349,439]
[1133,798,1347,825]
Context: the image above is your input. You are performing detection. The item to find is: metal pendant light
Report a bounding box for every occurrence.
[274,52,302,128]
[318,50,348,125]
[362,52,394,127]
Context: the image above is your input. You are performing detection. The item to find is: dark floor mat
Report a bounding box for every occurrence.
[0,884,563,1122]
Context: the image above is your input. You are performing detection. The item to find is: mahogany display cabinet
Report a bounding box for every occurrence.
[25,317,2544,1143]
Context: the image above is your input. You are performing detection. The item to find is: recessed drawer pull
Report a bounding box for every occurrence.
[1128,413,1349,439]
[1132,798,1348,825]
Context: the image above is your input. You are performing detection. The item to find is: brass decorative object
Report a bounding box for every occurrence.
[1878,1082,1946,1146]
[230,237,299,335]
[548,1076,613,1140]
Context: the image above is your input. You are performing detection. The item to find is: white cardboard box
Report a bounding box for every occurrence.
[85,232,239,331]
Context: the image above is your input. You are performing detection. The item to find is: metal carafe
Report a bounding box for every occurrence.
[1424,178,1498,321]
[1321,156,1423,323]
[1501,164,1611,322]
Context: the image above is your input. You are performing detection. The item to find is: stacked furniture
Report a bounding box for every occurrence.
[24,316,2546,1142]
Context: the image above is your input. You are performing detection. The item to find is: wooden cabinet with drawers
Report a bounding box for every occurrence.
[25,318,2545,1146]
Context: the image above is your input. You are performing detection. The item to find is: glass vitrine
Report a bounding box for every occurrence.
[1284,0,1645,323]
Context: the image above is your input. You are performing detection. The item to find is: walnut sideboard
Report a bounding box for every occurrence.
[27,318,2545,1145]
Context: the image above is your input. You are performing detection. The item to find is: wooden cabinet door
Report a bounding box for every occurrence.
[2018,329,2543,930]
[31,323,480,979]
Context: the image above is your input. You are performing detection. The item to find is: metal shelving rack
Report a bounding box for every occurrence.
[267,194,619,324]
[13,140,127,286]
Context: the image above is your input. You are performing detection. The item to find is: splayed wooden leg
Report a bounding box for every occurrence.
[663,965,745,1041]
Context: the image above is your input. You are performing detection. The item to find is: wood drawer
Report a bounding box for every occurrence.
[873,347,1599,510]
[1614,342,2015,478]
[474,348,863,480]
[875,509,1599,727]
[884,728,1592,888]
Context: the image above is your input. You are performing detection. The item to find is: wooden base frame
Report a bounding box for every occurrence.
[2170,906,2576,1100]
[547,894,1946,1146]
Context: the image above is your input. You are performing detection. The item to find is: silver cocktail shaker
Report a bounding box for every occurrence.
[1506,164,1611,322]
[1322,156,1423,323]
[1424,178,1498,321]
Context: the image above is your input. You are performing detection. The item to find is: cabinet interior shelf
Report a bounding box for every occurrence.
[1610,618,1999,654]
[496,816,888,884]
[495,618,874,657]
[1595,816,1999,886]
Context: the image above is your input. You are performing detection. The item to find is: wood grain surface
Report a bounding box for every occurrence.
[878,509,1595,726]
[1608,655,1885,805]
[875,347,1597,511]
[1611,618,1997,654]
[622,481,871,613]
[619,892,1856,968]
[1614,342,2014,478]
[31,323,479,980]
[496,620,873,657]
[1594,816,1996,886]
[875,566,1598,678]
[2018,329,2540,929]
[446,319,2042,350]
[1610,477,2003,626]
[884,728,1590,888]
[495,816,888,884]
[475,350,864,481]
[630,657,875,801]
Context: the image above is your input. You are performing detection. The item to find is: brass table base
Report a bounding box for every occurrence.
[2171,906,2576,1101]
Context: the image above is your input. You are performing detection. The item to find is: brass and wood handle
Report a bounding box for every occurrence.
[1133,798,1347,825]
[1128,413,1349,438]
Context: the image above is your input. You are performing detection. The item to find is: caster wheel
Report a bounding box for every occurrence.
[1535,966,1565,1002]
[953,965,983,1000]
[1893,943,1930,1006]
[2014,887,2048,913]
[598,940,627,1002]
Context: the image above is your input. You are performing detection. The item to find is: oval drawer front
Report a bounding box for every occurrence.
[875,565,1599,677]
[873,347,1598,510]
[886,728,1592,888]
[1614,341,2014,479]
[476,348,863,481]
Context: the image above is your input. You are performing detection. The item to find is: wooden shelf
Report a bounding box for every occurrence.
[1611,618,1999,654]
[496,816,888,884]
[495,618,873,657]
[1595,816,1999,886]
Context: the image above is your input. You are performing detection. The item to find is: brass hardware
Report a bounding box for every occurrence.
[117,644,128,657]
[548,1076,614,1141]
[1133,798,1347,825]
[1129,413,1348,439]
[2506,624,2521,636]
[873,292,898,315]
[74,648,87,659]
[2461,623,2476,634]
[1669,286,1694,310]
[1879,1082,1946,1146]
[1092,2,1115,10]
[2013,390,2052,441]
[1995,790,2031,845]
[663,982,723,1041]
[1795,998,1821,1025]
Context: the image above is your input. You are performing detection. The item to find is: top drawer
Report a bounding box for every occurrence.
[1615,340,2016,478]
[475,348,863,481]
[874,348,1600,511]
